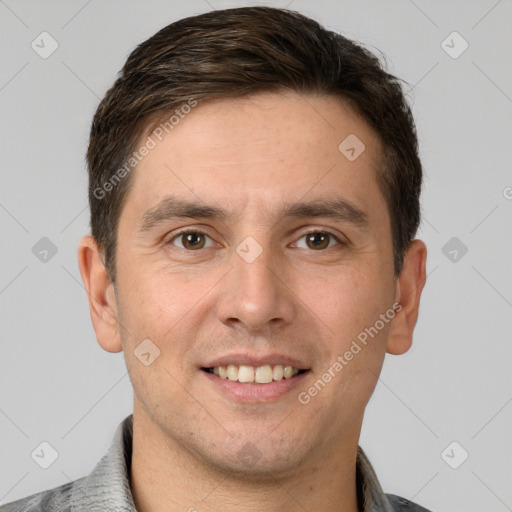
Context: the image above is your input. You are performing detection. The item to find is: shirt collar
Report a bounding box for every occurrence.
[70,414,394,512]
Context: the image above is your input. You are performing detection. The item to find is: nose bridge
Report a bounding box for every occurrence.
[216,233,295,330]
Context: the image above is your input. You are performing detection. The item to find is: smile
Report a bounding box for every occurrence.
[202,364,306,384]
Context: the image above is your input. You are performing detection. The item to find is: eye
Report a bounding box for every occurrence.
[293,230,342,250]
[168,230,215,250]
[166,229,343,251]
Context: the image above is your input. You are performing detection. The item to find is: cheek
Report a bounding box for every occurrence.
[118,266,189,331]
[114,274,189,382]
[117,267,224,379]
[308,270,394,404]
[317,317,389,418]
[308,266,392,340]
[117,276,194,414]
[334,363,382,422]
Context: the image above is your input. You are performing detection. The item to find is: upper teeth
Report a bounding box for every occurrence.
[211,364,300,383]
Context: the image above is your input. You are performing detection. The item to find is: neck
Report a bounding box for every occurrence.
[130,406,361,512]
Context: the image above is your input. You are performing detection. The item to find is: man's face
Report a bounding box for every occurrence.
[110,91,398,473]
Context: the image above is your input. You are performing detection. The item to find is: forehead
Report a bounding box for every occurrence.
[125,91,386,224]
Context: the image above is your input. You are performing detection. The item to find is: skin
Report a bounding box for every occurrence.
[78,90,427,512]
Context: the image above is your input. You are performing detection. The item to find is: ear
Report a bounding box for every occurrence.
[386,239,427,355]
[77,235,123,353]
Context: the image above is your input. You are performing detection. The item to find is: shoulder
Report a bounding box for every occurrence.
[386,493,433,511]
[0,478,83,512]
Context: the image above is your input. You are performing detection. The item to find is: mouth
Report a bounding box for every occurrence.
[201,364,308,384]
[199,360,311,403]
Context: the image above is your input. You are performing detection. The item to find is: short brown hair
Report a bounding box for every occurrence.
[87,6,422,283]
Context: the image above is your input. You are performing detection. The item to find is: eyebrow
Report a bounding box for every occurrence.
[138,197,230,233]
[138,195,369,233]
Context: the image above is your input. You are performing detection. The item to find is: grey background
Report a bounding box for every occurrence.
[0,0,511,510]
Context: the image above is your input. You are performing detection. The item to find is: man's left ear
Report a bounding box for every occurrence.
[386,239,427,355]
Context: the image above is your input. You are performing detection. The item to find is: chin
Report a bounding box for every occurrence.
[197,430,312,478]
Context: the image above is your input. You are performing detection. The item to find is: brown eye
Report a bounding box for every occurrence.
[170,231,213,250]
[295,231,340,251]
[306,232,329,250]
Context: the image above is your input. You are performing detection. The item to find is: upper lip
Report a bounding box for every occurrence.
[202,353,309,370]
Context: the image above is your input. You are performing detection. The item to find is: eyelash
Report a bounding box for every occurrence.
[165,228,344,251]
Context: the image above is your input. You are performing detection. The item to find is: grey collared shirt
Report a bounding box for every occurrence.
[1,414,431,511]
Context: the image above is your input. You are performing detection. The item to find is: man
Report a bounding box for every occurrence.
[1,6,429,512]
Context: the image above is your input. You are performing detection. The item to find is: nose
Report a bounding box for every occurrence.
[215,237,297,333]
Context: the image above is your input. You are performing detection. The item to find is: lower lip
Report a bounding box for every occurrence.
[200,369,310,403]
